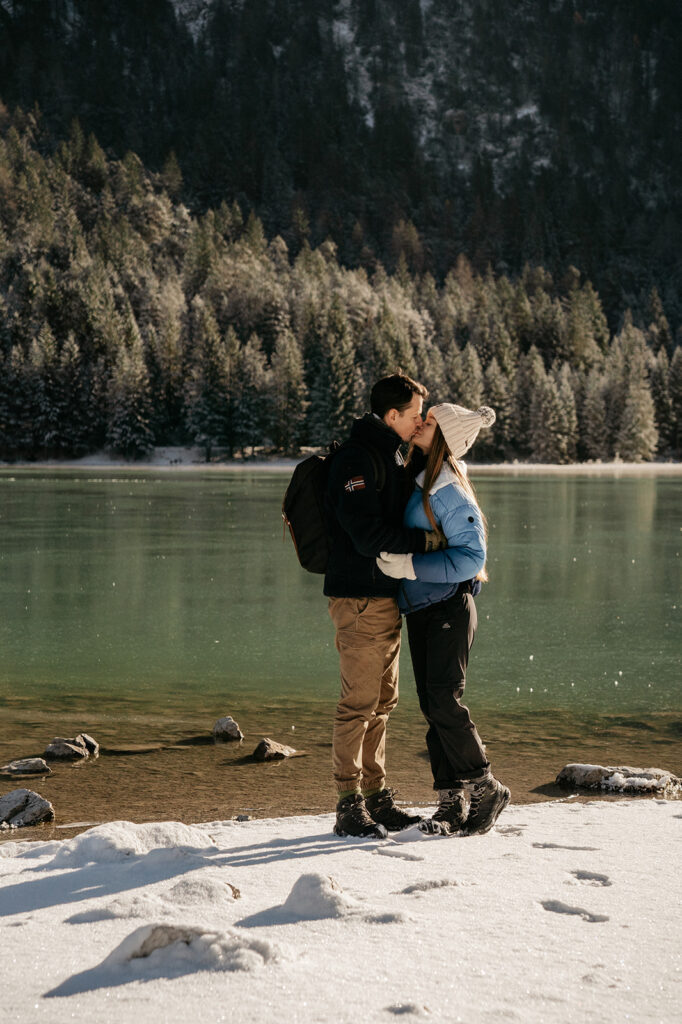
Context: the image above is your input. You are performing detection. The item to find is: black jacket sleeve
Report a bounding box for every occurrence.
[327,446,427,558]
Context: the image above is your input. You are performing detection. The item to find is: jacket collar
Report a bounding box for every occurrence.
[415,460,467,493]
[350,414,403,456]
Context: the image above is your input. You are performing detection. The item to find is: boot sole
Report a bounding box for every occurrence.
[333,823,388,839]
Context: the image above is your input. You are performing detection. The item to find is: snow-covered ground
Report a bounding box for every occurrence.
[1,799,679,1023]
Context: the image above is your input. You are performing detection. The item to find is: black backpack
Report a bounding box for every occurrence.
[282,440,385,574]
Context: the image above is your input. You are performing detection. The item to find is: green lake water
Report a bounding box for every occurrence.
[1,469,680,838]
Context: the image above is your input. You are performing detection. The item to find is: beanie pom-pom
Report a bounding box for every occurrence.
[477,406,496,427]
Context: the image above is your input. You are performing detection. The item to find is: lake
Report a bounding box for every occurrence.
[1,468,680,840]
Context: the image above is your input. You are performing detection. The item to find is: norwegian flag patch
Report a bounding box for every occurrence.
[344,476,366,493]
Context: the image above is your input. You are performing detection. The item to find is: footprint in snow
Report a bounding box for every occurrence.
[375,846,425,862]
[568,869,612,887]
[399,879,461,896]
[385,1003,430,1017]
[532,842,599,851]
[541,899,609,923]
[495,824,527,836]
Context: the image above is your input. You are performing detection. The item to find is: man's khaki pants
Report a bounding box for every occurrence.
[328,596,402,795]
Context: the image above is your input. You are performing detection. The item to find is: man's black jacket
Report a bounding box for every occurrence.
[323,414,428,598]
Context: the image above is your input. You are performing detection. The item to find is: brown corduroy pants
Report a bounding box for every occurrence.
[328,596,402,795]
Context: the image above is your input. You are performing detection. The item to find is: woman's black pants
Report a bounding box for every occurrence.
[405,589,489,790]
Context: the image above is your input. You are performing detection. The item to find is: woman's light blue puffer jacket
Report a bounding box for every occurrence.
[399,463,486,614]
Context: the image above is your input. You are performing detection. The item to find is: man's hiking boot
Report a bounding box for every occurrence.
[334,793,388,838]
[419,788,468,836]
[462,773,510,835]
[365,787,423,832]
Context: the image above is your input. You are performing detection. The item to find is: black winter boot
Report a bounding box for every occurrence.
[419,788,468,836]
[365,788,423,832]
[462,773,510,835]
[334,794,388,838]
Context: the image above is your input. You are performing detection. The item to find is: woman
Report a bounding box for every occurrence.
[376,403,510,836]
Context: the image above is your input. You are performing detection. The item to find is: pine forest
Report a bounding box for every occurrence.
[0,107,680,463]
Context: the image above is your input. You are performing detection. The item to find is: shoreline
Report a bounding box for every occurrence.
[1,446,682,475]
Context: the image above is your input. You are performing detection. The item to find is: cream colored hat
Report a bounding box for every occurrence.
[431,403,496,459]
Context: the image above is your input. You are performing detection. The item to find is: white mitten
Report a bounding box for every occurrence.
[376,551,417,580]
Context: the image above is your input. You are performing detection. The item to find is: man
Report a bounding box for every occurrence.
[325,371,445,838]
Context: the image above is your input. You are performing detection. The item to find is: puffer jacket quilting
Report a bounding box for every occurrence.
[399,463,486,614]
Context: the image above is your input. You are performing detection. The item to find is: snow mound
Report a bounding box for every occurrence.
[104,923,279,972]
[67,894,173,924]
[281,872,358,920]
[66,875,241,924]
[557,764,682,798]
[164,875,241,906]
[50,821,217,867]
[46,923,282,995]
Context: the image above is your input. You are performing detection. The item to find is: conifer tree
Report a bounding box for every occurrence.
[581,369,610,461]
[230,333,270,456]
[602,316,650,455]
[480,357,512,459]
[615,381,658,462]
[647,288,673,354]
[648,348,674,454]
[268,329,308,452]
[0,346,31,456]
[185,304,237,461]
[56,334,101,455]
[27,324,60,454]
[668,347,682,454]
[458,343,484,408]
[106,309,154,459]
[442,342,464,401]
[326,297,359,439]
[554,362,579,463]
[514,345,545,455]
[529,370,566,463]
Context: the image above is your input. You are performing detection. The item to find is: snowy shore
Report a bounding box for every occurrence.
[2,799,680,1023]
[1,446,682,475]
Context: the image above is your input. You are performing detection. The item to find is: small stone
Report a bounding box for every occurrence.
[252,737,297,762]
[212,716,244,742]
[235,814,251,822]
[44,737,89,760]
[0,788,55,827]
[0,758,52,776]
[78,733,100,756]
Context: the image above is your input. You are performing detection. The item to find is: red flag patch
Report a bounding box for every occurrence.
[344,476,366,493]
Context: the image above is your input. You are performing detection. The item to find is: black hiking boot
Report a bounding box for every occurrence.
[365,788,423,832]
[419,788,468,836]
[462,773,510,835]
[334,794,388,838]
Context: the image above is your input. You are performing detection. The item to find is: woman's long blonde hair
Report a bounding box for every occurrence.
[409,424,488,582]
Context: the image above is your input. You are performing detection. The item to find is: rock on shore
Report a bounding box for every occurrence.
[44,733,99,760]
[0,788,55,828]
[252,738,297,761]
[557,763,682,797]
[212,716,244,742]
[0,758,52,776]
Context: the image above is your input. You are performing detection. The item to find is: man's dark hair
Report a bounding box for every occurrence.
[370,371,428,418]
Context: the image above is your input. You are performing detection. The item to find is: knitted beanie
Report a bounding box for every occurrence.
[430,403,496,459]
